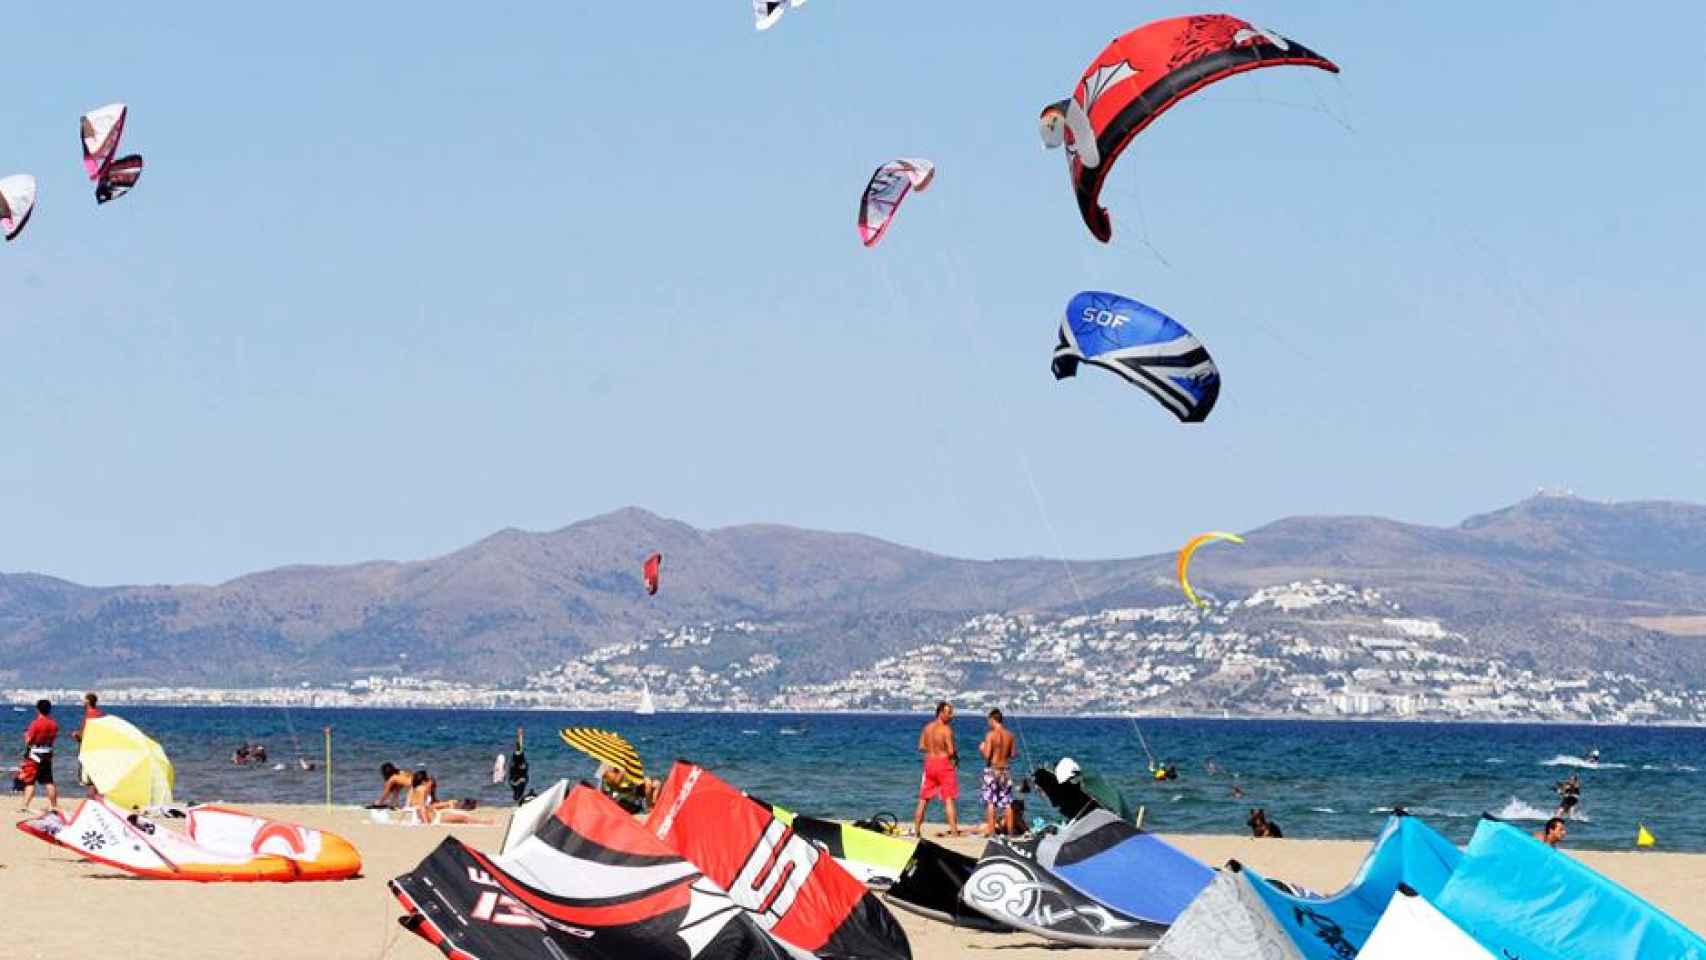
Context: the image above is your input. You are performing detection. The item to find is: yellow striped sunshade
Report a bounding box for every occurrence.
[559,727,644,785]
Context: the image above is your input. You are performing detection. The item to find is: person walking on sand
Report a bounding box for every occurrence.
[978,708,1018,837]
[1535,816,1567,848]
[912,701,961,838]
[19,699,60,814]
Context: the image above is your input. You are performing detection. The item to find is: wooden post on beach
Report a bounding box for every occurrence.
[323,726,332,808]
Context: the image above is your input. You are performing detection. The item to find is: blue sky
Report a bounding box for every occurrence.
[3,3,1703,585]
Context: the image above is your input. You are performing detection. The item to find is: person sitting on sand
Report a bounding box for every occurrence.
[1535,816,1567,848]
[374,762,413,807]
[597,764,661,814]
[1248,808,1283,838]
[408,769,489,825]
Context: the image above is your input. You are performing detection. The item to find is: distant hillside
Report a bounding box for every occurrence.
[3,495,1705,687]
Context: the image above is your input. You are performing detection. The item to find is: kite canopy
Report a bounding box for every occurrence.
[0,174,36,242]
[1360,886,1496,960]
[18,799,361,882]
[645,760,913,959]
[1052,291,1220,423]
[644,552,662,596]
[1035,808,1214,927]
[963,835,1163,948]
[395,785,790,959]
[80,102,129,180]
[97,154,144,204]
[1152,815,1463,960]
[885,839,1011,932]
[560,726,645,786]
[753,0,806,31]
[79,714,174,810]
[858,158,934,247]
[1434,817,1706,960]
[1176,531,1244,607]
[1043,15,1338,242]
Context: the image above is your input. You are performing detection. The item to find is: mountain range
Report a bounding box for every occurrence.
[3,493,1705,688]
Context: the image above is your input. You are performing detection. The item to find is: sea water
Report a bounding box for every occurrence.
[11,706,1703,852]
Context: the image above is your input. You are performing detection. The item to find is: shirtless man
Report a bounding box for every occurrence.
[978,709,1017,837]
[912,701,960,838]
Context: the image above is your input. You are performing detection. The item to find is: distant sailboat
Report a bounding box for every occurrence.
[636,681,657,715]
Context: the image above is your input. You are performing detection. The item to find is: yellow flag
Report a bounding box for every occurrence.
[1636,824,1656,848]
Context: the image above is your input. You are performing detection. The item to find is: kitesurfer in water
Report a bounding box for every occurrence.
[912,701,961,838]
[1554,773,1582,819]
[1535,816,1567,848]
[978,708,1017,837]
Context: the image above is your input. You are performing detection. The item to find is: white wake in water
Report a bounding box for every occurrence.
[1492,796,1591,823]
[1541,754,1627,770]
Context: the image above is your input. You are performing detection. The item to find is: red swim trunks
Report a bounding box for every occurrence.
[919,755,959,801]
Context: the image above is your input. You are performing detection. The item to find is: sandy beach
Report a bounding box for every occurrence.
[4,804,1704,959]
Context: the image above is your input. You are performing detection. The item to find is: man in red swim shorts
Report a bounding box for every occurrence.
[911,700,961,838]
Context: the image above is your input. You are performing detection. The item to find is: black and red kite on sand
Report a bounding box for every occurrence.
[392,784,791,959]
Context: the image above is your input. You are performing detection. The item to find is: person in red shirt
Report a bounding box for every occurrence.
[72,691,104,743]
[20,699,60,814]
[72,691,105,793]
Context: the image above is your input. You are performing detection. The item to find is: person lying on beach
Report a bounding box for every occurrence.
[407,769,489,825]
[1535,816,1567,847]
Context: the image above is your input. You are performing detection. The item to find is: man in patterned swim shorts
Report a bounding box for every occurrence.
[978,708,1017,837]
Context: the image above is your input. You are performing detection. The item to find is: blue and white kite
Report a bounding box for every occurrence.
[1051,291,1221,423]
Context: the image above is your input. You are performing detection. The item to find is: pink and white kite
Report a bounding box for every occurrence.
[857,158,934,248]
[80,102,145,204]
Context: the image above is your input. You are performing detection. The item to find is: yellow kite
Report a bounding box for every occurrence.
[1176,531,1244,608]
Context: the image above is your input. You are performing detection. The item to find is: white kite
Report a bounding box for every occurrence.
[0,174,36,242]
[754,0,805,31]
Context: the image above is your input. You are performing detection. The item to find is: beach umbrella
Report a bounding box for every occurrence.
[559,727,644,786]
[79,714,174,809]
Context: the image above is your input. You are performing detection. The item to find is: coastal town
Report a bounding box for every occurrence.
[11,580,1705,725]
